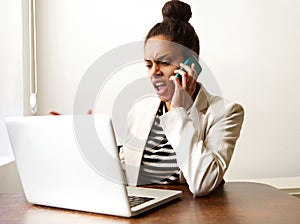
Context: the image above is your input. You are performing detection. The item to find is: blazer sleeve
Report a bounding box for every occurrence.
[160,101,244,197]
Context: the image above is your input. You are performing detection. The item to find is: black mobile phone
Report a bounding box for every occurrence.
[175,56,202,83]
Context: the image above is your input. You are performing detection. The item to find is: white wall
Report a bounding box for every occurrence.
[0,0,24,193]
[0,0,23,164]
[32,0,300,180]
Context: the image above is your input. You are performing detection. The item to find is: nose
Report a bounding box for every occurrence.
[149,63,162,78]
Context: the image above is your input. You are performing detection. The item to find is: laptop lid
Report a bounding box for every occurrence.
[5,115,181,217]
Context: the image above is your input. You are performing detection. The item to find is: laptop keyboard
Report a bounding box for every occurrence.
[128,195,155,208]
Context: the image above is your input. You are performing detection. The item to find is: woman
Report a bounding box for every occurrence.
[120,0,244,197]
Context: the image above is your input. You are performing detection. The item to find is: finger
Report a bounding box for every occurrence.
[181,69,194,90]
[170,75,181,86]
[190,63,197,79]
[178,63,191,73]
[174,69,187,87]
[179,63,196,79]
[174,68,186,77]
[181,72,188,90]
[87,109,93,114]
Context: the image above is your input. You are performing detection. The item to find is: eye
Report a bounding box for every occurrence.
[159,61,170,66]
[145,63,152,69]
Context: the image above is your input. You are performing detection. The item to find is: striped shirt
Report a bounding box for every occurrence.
[137,102,180,185]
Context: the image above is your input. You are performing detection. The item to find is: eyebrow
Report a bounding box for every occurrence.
[144,54,171,62]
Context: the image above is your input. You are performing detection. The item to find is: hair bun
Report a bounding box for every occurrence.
[162,0,192,23]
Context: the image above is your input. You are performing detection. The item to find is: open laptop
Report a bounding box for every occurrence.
[5,115,182,217]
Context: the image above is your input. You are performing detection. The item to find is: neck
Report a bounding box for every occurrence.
[165,101,171,111]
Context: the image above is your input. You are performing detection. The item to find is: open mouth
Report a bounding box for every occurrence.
[153,81,168,96]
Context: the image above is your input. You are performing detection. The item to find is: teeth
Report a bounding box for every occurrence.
[155,82,164,87]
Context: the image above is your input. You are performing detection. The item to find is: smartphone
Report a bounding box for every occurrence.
[175,56,202,83]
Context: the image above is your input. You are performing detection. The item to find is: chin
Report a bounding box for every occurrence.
[158,95,171,102]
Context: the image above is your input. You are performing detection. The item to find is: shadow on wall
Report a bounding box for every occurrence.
[0,161,23,193]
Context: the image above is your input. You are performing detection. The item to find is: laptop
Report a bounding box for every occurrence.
[5,115,182,217]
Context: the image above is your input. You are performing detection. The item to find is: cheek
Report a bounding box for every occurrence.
[162,67,177,79]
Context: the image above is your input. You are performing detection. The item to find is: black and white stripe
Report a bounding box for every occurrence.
[137,102,180,185]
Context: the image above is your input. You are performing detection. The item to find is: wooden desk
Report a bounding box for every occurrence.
[1,182,300,224]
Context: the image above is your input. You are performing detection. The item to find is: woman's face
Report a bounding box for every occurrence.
[144,35,184,102]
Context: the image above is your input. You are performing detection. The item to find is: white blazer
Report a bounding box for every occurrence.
[119,85,244,196]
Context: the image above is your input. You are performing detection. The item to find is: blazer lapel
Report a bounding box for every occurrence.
[189,85,210,134]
